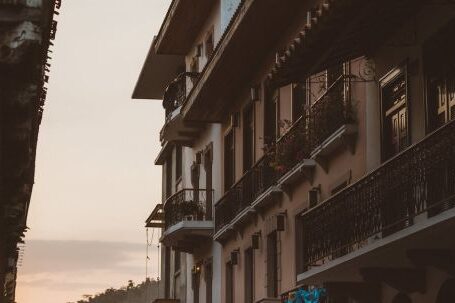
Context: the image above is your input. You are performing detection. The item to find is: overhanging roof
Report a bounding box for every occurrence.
[154,141,173,165]
[268,0,428,87]
[155,0,216,55]
[145,204,164,228]
[132,39,184,100]
[181,0,306,122]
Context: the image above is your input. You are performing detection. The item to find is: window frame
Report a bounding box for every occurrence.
[244,247,254,303]
[224,128,235,191]
[379,63,410,162]
[175,146,183,189]
[242,103,255,173]
[266,231,278,298]
[205,27,215,59]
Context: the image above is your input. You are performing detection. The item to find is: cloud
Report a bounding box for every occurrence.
[19,240,147,274]
[16,240,160,303]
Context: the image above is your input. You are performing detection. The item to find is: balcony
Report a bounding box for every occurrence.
[161,189,214,252]
[308,75,357,172]
[298,119,455,279]
[160,72,203,146]
[214,76,355,240]
[215,156,278,238]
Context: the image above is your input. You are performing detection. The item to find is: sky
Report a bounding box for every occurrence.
[16,1,172,302]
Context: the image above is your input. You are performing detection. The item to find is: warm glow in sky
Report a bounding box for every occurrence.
[16,1,172,302]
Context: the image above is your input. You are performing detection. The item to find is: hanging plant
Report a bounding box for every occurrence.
[264,118,310,175]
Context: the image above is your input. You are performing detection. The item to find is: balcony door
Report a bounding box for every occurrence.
[165,156,173,199]
[266,231,278,298]
[204,260,213,303]
[264,86,278,144]
[244,248,254,303]
[226,261,234,303]
[192,269,200,303]
[380,66,409,161]
[427,77,455,130]
[243,104,254,173]
[224,130,235,191]
[423,18,455,216]
[424,19,455,132]
[204,144,213,220]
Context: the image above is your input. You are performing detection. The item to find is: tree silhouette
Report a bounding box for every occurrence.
[73,278,160,303]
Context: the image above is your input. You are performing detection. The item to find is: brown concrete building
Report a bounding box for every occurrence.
[0,1,59,302]
[135,1,455,303]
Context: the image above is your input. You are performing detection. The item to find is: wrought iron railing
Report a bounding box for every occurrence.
[215,156,276,232]
[163,72,200,121]
[308,75,354,150]
[300,120,455,271]
[164,188,213,229]
[215,76,355,233]
[273,117,310,176]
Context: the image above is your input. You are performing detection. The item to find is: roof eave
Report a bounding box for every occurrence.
[132,39,184,100]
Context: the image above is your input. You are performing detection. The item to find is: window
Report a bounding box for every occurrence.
[428,77,455,130]
[226,261,234,303]
[176,146,182,182]
[424,18,455,132]
[205,29,214,59]
[295,215,305,274]
[196,43,203,57]
[204,144,213,220]
[165,156,172,199]
[380,66,408,161]
[243,104,254,172]
[192,266,201,303]
[326,63,345,105]
[292,83,307,123]
[205,261,213,303]
[264,88,278,143]
[244,248,254,303]
[165,246,171,298]
[174,250,181,299]
[266,231,278,298]
[190,56,199,85]
[224,130,235,190]
[327,63,344,88]
[174,250,181,272]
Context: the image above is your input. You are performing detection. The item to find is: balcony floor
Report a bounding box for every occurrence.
[160,107,204,146]
[161,220,213,252]
[297,206,455,286]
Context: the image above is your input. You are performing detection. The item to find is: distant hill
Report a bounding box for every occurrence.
[68,278,160,303]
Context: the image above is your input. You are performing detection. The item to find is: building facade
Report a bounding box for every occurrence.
[0,1,59,302]
[134,1,455,303]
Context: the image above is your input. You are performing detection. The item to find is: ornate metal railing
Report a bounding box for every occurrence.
[163,72,200,121]
[215,156,276,232]
[300,120,455,271]
[214,76,355,233]
[164,188,213,229]
[308,75,354,150]
[273,117,310,176]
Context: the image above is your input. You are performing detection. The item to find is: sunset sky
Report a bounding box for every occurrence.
[16,1,171,302]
